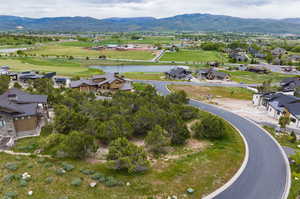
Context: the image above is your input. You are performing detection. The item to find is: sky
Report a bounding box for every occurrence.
[1,0,300,19]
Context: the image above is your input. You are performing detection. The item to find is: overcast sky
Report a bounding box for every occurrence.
[1,0,300,19]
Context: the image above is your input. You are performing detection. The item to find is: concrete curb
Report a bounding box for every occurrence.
[166,85,291,199]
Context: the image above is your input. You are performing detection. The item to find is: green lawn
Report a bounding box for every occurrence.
[7,115,244,199]
[226,71,296,84]
[160,50,227,63]
[169,85,254,100]
[124,72,164,81]
[26,44,156,60]
[0,57,103,77]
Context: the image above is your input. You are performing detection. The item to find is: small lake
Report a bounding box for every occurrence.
[90,65,189,73]
[0,48,27,53]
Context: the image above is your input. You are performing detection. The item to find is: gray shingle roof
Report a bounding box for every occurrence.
[0,88,47,118]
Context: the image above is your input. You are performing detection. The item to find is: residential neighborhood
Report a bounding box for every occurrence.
[1,3,300,198]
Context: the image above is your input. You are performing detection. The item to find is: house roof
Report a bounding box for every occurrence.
[70,79,97,88]
[0,88,47,117]
[268,93,298,104]
[0,88,47,104]
[70,73,126,88]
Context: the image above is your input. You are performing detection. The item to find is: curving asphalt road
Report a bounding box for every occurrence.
[142,81,290,199]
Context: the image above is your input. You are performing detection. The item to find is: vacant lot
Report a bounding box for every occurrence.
[169,85,254,100]
[161,50,227,63]
[27,45,156,60]
[227,71,295,84]
[7,117,244,199]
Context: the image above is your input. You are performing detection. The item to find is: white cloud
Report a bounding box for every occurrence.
[0,0,300,19]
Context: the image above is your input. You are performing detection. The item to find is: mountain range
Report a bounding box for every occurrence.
[1,14,300,34]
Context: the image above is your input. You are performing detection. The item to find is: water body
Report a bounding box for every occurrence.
[90,65,189,73]
[0,48,27,53]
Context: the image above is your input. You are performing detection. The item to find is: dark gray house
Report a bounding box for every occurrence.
[0,88,48,140]
[165,67,193,80]
[280,77,300,92]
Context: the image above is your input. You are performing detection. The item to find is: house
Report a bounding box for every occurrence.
[165,67,193,81]
[288,55,300,62]
[246,66,270,74]
[253,92,300,128]
[280,77,300,92]
[254,53,266,59]
[207,62,220,67]
[18,71,56,82]
[0,88,48,140]
[70,73,133,93]
[229,52,248,62]
[271,48,287,56]
[196,68,230,81]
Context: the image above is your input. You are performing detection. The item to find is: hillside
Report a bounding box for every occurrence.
[1,14,300,33]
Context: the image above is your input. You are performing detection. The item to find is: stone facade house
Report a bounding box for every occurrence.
[70,73,133,93]
[165,67,193,81]
[0,88,48,140]
[197,68,230,81]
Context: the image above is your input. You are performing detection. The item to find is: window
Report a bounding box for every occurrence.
[0,120,6,127]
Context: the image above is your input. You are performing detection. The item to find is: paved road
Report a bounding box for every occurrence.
[147,81,290,199]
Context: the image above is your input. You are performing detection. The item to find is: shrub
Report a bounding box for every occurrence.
[19,179,28,187]
[193,115,227,140]
[80,169,95,175]
[3,174,15,183]
[55,168,66,176]
[104,176,123,187]
[45,177,54,184]
[91,172,105,181]
[62,163,75,172]
[145,125,169,155]
[107,138,150,173]
[4,191,17,199]
[61,131,95,159]
[4,162,18,171]
[37,158,46,164]
[71,178,82,187]
[44,162,53,168]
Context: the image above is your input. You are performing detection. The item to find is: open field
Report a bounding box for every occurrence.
[169,85,254,100]
[7,121,244,199]
[226,71,296,84]
[0,57,103,77]
[26,44,156,60]
[160,50,227,63]
[124,72,164,80]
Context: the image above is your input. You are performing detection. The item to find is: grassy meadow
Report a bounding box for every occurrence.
[161,50,227,63]
[169,85,254,101]
[226,71,296,84]
[26,44,156,60]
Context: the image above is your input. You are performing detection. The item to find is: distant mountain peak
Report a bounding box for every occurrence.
[0,14,299,34]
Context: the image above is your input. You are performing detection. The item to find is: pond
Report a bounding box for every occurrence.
[0,48,27,53]
[90,65,189,73]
